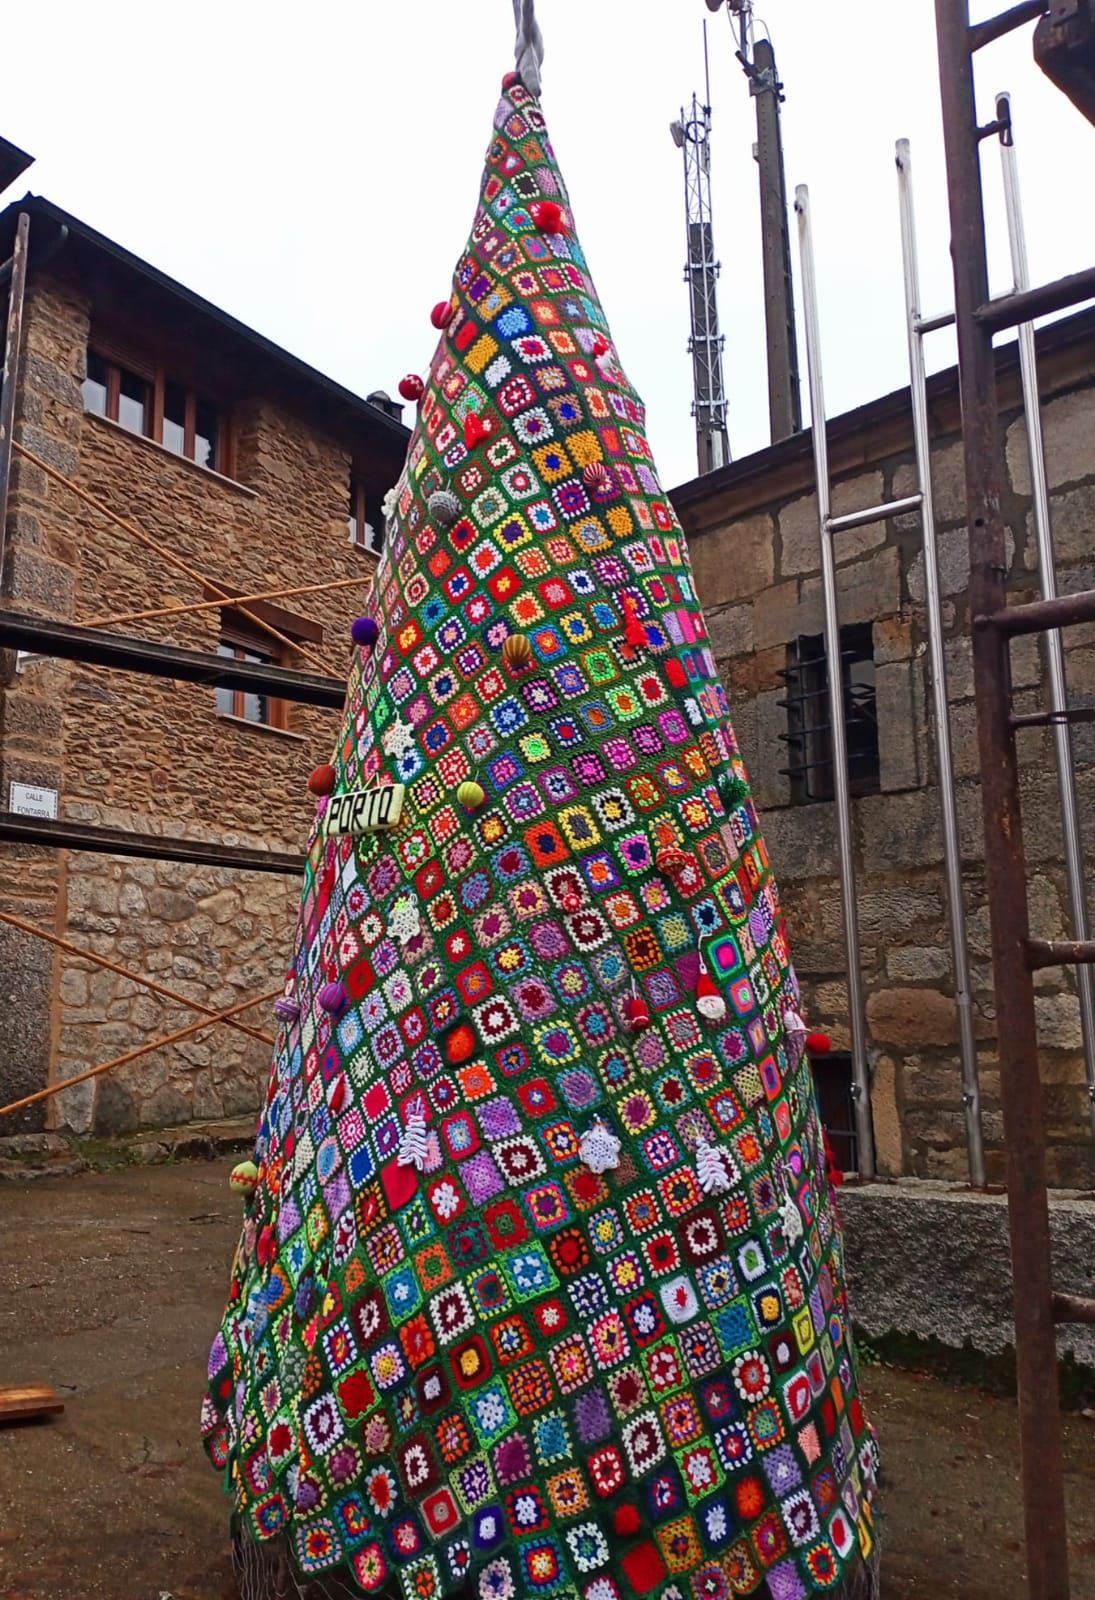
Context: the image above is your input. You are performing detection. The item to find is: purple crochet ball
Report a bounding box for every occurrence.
[317,981,348,1015]
[351,615,379,648]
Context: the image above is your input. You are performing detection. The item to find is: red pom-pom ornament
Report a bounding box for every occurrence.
[614,1505,642,1538]
[307,764,337,797]
[502,70,521,89]
[530,200,564,234]
[806,1031,833,1056]
[431,301,455,330]
[398,373,425,402]
[444,1023,477,1065]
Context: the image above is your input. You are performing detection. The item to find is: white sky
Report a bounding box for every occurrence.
[4,1,1094,491]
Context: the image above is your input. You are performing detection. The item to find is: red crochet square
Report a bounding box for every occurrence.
[621,1542,668,1595]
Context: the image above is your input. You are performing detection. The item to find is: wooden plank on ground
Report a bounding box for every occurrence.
[0,1385,64,1423]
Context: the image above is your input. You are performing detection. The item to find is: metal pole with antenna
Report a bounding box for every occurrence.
[715,0,802,441]
[752,33,801,441]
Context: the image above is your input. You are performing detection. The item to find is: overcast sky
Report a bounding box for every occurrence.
[4,2,1094,491]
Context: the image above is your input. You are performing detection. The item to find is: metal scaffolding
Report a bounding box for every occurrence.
[788,6,1095,1200]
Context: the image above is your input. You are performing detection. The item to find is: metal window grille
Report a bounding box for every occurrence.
[779,623,880,804]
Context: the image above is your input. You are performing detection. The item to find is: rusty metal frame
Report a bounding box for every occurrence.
[935,2,1095,1596]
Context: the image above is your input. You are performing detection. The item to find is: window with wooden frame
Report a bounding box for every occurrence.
[81,341,230,474]
[348,479,385,556]
[214,612,286,730]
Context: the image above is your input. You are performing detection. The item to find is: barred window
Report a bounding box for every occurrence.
[779,624,879,805]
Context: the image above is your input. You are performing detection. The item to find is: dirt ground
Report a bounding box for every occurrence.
[0,1160,1092,1600]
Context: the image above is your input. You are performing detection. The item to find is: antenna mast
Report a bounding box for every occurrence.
[671,24,731,477]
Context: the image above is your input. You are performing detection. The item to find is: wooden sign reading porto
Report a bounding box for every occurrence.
[320,783,405,837]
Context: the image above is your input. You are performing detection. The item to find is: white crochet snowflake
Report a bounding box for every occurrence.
[382,717,417,760]
[579,1118,622,1175]
[387,894,421,945]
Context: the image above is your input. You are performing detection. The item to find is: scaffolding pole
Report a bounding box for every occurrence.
[895,139,986,1187]
[793,185,876,1180]
[996,91,1095,1145]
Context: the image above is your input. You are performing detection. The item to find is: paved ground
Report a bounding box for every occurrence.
[0,1160,1092,1600]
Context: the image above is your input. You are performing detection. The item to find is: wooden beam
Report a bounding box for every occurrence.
[85,572,365,632]
[11,440,341,677]
[0,812,307,874]
[0,1386,65,1425]
[0,610,346,708]
[0,212,30,581]
[0,909,275,1048]
[0,986,278,1121]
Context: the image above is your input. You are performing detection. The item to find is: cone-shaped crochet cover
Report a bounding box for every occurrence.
[203,74,878,1600]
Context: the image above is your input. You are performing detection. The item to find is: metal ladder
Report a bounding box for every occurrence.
[793,179,985,1185]
[934,3,1095,1594]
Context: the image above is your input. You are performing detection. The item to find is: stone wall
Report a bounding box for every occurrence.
[839,1182,1095,1371]
[0,268,401,1135]
[673,312,1095,1189]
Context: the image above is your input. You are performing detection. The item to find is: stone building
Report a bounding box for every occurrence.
[2,169,1093,1201]
[0,188,407,1137]
[672,305,1095,1190]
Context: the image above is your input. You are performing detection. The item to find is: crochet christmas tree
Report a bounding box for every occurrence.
[203,60,878,1600]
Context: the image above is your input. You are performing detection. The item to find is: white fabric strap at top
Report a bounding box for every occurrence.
[513,0,544,97]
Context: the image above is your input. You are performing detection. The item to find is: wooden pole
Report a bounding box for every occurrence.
[0,986,278,1120]
[0,910,275,1047]
[12,441,342,678]
[0,213,30,588]
[84,572,367,631]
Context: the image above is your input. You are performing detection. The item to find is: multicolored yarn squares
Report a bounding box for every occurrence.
[204,70,876,1600]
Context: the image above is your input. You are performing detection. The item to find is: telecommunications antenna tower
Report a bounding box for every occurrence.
[671,24,731,476]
